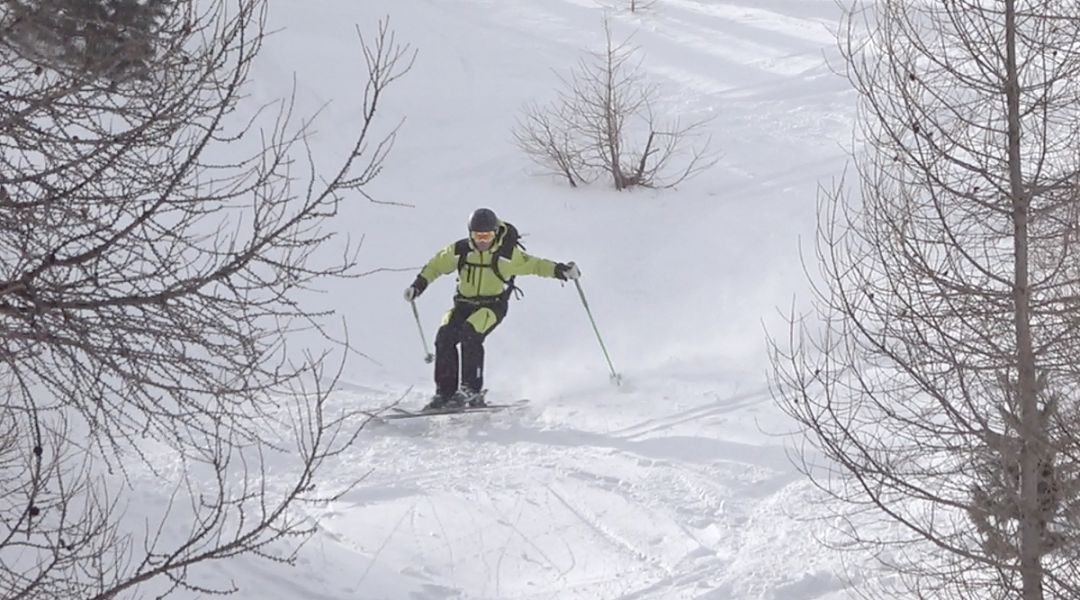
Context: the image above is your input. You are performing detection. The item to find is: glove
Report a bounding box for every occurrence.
[554,261,581,281]
[404,276,428,302]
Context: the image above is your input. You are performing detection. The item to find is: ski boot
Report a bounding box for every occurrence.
[460,387,487,407]
[423,391,465,412]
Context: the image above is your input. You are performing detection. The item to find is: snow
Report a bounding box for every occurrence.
[131,0,889,598]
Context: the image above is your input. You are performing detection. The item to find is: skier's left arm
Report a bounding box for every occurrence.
[504,247,580,280]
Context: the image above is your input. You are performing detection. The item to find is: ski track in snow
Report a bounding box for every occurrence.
[296,382,841,599]
[215,0,863,598]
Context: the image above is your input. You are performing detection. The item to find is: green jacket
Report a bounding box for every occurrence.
[418,223,559,300]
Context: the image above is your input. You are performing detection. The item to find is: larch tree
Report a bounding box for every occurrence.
[769,2,1080,599]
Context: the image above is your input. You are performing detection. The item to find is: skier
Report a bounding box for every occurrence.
[404,208,580,410]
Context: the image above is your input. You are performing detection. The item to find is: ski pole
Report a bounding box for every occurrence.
[573,279,621,385]
[410,299,434,363]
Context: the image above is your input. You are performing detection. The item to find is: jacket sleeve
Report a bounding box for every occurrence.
[502,246,559,278]
[418,243,460,283]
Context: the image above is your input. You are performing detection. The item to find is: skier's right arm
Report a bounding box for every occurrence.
[407,244,459,299]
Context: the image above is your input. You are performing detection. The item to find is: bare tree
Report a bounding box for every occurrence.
[629,0,657,13]
[591,0,657,12]
[769,1,1080,598]
[513,18,714,191]
[0,1,414,597]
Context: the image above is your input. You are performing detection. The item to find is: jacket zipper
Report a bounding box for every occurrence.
[476,250,486,293]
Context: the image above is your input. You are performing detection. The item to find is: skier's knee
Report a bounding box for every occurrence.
[435,325,458,347]
[461,323,485,345]
[465,307,499,335]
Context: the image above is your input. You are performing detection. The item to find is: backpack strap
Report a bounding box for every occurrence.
[491,223,525,300]
[454,238,471,274]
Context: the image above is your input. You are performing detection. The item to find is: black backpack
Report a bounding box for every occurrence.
[454,222,526,300]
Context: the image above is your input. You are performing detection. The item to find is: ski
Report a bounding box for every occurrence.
[377,398,529,421]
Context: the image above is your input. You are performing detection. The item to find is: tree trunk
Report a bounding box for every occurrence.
[1004,1,1044,598]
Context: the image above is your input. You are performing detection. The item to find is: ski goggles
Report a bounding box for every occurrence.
[470,230,496,243]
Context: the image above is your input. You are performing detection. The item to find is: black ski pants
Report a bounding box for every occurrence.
[434,299,508,396]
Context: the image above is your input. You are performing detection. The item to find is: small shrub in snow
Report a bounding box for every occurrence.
[514,18,715,191]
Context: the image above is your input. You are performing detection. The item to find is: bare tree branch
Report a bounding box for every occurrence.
[0,3,410,598]
[769,2,1080,599]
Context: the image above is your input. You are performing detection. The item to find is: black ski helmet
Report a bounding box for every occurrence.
[468,208,498,232]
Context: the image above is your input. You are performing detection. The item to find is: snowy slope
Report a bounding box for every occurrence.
[177,0,878,598]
